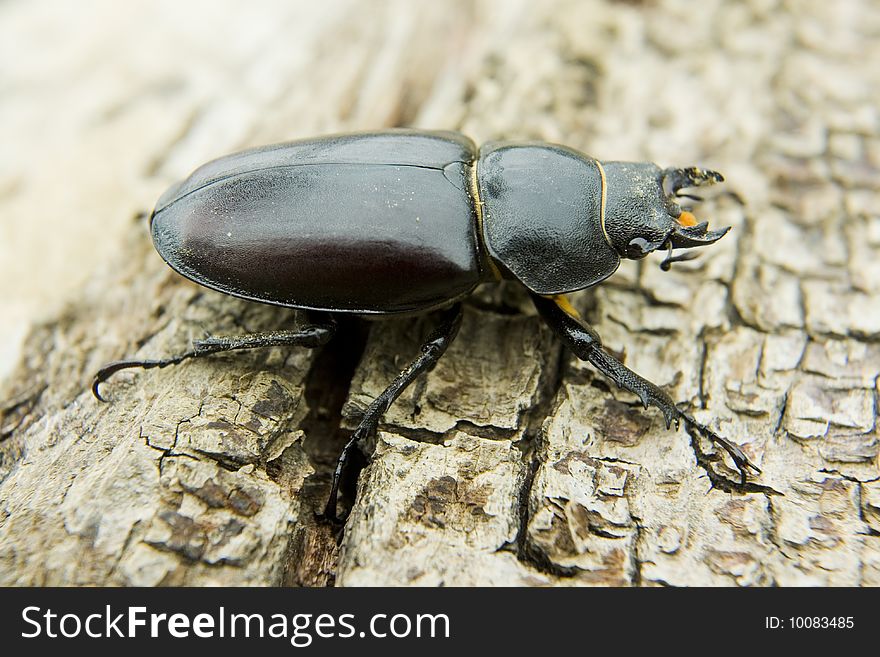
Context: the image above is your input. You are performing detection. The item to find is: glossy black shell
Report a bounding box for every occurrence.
[151,130,487,314]
[150,130,624,314]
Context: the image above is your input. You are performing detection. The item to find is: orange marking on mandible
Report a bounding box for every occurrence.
[677,211,698,227]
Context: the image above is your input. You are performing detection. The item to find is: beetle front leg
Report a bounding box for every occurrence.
[322,303,463,523]
[531,294,760,483]
[92,312,337,401]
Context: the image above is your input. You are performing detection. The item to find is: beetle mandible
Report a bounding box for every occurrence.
[93,129,760,520]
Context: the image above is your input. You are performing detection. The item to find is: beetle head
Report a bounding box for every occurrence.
[602,162,729,267]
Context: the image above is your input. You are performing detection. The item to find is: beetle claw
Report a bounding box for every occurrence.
[92,379,108,403]
[318,502,347,525]
[91,359,146,402]
[91,356,190,402]
[685,416,762,482]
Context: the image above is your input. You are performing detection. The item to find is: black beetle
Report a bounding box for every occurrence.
[93,129,760,520]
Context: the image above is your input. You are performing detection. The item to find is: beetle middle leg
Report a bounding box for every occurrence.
[531,293,760,483]
[92,311,337,401]
[322,303,463,523]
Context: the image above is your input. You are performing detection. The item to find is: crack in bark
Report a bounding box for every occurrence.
[282,318,368,587]
[510,321,575,576]
[512,451,580,578]
[818,468,880,485]
[387,420,520,445]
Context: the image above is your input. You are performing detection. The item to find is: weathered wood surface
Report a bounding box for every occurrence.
[1,0,878,586]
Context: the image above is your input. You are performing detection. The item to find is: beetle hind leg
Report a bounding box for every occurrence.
[531,293,760,484]
[92,312,337,401]
[322,303,463,523]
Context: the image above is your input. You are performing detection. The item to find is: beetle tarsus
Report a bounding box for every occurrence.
[677,408,761,483]
[92,316,336,401]
[320,304,463,523]
[92,356,189,401]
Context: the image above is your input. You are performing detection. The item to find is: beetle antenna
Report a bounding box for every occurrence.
[660,239,700,271]
[676,192,703,202]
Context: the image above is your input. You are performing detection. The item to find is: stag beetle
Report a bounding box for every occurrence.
[93,129,759,520]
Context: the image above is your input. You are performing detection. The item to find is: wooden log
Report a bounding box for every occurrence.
[1,0,878,586]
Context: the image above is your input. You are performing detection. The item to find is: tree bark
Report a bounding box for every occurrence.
[1,0,878,586]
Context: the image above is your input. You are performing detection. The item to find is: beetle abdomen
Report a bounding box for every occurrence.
[477,142,621,294]
[150,131,485,314]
